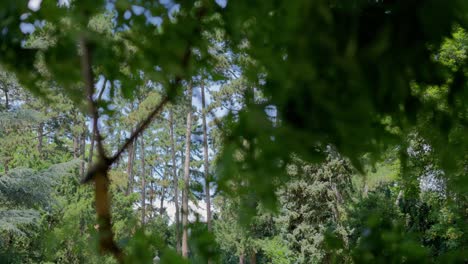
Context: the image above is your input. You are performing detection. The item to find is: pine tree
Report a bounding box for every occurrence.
[169,107,182,252]
[201,79,212,231]
[277,151,354,263]
[0,161,79,240]
[181,83,193,257]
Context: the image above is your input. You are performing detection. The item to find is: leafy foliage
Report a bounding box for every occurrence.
[0,0,467,263]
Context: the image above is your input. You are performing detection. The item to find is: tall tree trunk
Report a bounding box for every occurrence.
[37,122,44,155]
[239,253,245,264]
[182,84,193,258]
[250,251,256,264]
[331,183,342,222]
[159,188,166,215]
[201,80,212,230]
[170,108,181,252]
[395,190,403,206]
[4,88,8,109]
[140,135,146,226]
[89,128,96,165]
[126,138,135,196]
[148,179,154,219]
[72,115,79,159]
[159,162,168,215]
[4,159,10,174]
[362,173,368,197]
[80,131,86,177]
[73,134,79,159]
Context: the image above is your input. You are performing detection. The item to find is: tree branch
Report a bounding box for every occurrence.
[109,95,170,164]
[80,36,106,160]
[89,79,109,165]
[80,36,124,263]
[108,5,201,164]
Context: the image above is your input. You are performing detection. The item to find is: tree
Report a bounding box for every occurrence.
[140,134,147,225]
[0,161,79,262]
[277,151,354,263]
[201,79,212,231]
[169,108,181,252]
[181,83,194,257]
[214,198,255,264]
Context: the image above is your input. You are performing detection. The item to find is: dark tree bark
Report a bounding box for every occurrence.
[80,36,123,262]
[250,251,256,264]
[159,162,168,215]
[4,159,10,174]
[4,88,9,110]
[37,122,44,155]
[140,135,146,226]
[149,180,155,219]
[126,138,136,196]
[170,108,181,252]
[201,80,212,230]
[73,133,79,159]
[182,84,193,258]
[80,130,86,177]
[239,253,245,264]
[89,129,95,165]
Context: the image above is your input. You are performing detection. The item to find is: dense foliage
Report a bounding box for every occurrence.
[0,0,467,263]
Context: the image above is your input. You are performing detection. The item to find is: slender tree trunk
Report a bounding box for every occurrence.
[170,108,181,252]
[80,131,86,177]
[239,253,245,264]
[73,134,79,159]
[148,179,153,219]
[159,188,166,215]
[395,190,403,206]
[4,88,8,109]
[4,159,10,174]
[331,183,342,222]
[126,138,135,196]
[89,128,96,165]
[141,135,146,226]
[362,174,368,197]
[250,252,256,264]
[182,84,193,258]
[72,115,79,159]
[37,122,44,155]
[201,80,212,230]
[160,162,167,215]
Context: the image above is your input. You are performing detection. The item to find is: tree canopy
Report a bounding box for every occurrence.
[0,0,467,263]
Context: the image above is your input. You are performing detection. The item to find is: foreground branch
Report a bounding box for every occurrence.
[80,37,105,159]
[80,36,124,263]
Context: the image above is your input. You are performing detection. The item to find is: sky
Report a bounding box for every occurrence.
[151,199,210,223]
